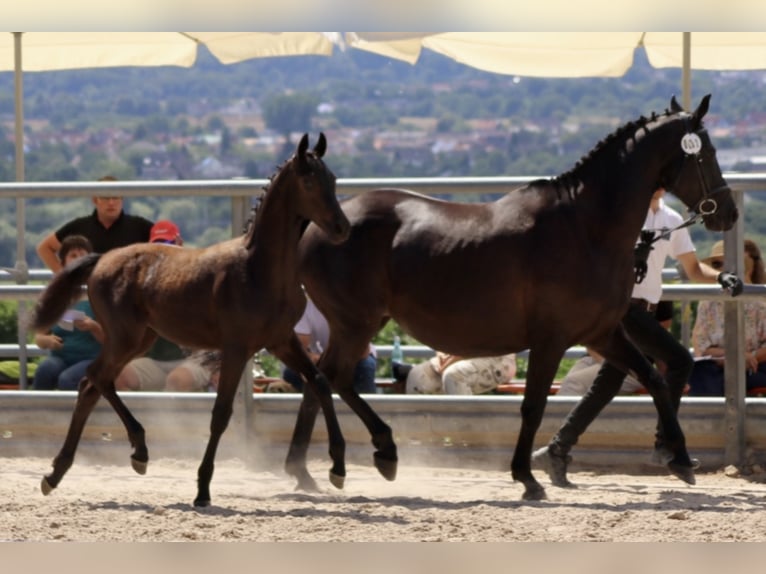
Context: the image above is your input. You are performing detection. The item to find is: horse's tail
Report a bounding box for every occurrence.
[29,253,102,331]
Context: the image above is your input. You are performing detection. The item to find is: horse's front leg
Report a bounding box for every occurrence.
[511,344,567,501]
[194,349,248,507]
[272,335,347,491]
[322,344,397,482]
[41,377,101,495]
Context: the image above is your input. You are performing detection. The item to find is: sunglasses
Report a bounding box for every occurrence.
[710,260,724,270]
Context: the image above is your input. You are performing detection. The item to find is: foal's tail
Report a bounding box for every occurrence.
[30,253,102,331]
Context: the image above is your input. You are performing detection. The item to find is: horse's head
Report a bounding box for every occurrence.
[658,94,738,232]
[291,132,351,244]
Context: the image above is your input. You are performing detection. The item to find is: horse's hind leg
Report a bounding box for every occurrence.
[99,385,148,474]
[41,378,101,495]
[511,345,566,501]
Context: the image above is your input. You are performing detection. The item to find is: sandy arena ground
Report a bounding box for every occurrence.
[2,454,766,543]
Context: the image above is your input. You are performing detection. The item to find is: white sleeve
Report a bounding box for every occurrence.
[669,225,696,259]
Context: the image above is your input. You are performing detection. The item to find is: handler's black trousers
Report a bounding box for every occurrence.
[550,301,693,454]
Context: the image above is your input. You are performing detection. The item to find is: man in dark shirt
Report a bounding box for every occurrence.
[36,176,154,272]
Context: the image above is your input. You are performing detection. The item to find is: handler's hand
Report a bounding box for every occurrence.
[717,272,744,297]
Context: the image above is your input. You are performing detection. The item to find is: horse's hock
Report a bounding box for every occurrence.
[3,391,766,472]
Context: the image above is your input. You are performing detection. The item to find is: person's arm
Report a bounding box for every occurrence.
[35,331,63,351]
[677,250,743,295]
[36,232,63,272]
[73,317,104,343]
[676,251,719,283]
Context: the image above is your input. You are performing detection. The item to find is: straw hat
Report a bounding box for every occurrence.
[702,240,757,279]
[700,240,725,266]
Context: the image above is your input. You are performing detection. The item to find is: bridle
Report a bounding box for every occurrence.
[664,118,730,225]
[634,118,730,283]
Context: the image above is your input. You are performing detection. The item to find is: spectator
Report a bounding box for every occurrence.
[33,235,104,390]
[689,239,766,396]
[281,294,377,394]
[114,221,214,392]
[400,352,517,395]
[36,175,154,272]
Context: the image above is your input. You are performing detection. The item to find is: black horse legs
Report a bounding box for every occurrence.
[511,344,567,501]
[272,335,347,491]
[41,378,102,494]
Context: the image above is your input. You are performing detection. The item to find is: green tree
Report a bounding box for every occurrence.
[262,92,320,143]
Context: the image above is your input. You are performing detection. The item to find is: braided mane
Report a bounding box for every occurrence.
[243,157,289,246]
[552,108,677,200]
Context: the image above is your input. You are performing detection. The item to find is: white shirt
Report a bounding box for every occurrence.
[294,297,376,357]
[631,198,695,304]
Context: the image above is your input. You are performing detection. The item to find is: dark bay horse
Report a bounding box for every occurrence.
[289,95,738,500]
[31,133,350,507]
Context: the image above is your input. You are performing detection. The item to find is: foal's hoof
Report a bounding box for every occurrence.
[329,470,345,490]
[667,461,696,486]
[40,477,55,496]
[131,456,148,475]
[373,452,398,481]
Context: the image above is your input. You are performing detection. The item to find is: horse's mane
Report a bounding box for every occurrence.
[552,108,681,200]
[243,149,323,248]
[243,157,288,246]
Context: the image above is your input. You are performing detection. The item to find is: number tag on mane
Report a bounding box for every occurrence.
[681,133,703,155]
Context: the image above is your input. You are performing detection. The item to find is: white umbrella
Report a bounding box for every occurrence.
[1,32,338,182]
[346,32,766,109]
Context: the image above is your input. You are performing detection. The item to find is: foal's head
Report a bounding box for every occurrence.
[271,133,350,244]
[656,94,737,232]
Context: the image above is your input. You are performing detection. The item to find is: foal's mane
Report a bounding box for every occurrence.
[552,107,683,200]
[243,148,325,249]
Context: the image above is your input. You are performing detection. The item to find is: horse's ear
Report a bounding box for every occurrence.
[297,133,309,158]
[670,95,683,113]
[692,94,711,126]
[314,132,327,158]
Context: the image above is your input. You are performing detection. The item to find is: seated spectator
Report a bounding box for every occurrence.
[689,239,766,396]
[557,349,643,396]
[399,352,517,395]
[557,300,675,396]
[281,294,377,394]
[115,336,216,392]
[33,235,104,390]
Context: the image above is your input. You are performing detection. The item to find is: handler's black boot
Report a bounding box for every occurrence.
[531,443,575,488]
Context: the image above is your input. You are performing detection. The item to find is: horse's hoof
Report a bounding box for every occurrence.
[294,474,320,492]
[40,476,55,496]
[531,445,575,488]
[373,452,398,481]
[521,484,548,501]
[193,497,211,508]
[329,470,345,490]
[667,461,696,485]
[131,456,148,475]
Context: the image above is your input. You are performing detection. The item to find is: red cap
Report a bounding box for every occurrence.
[150,220,180,244]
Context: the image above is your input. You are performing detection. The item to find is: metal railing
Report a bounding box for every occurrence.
[1,174,765,467]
